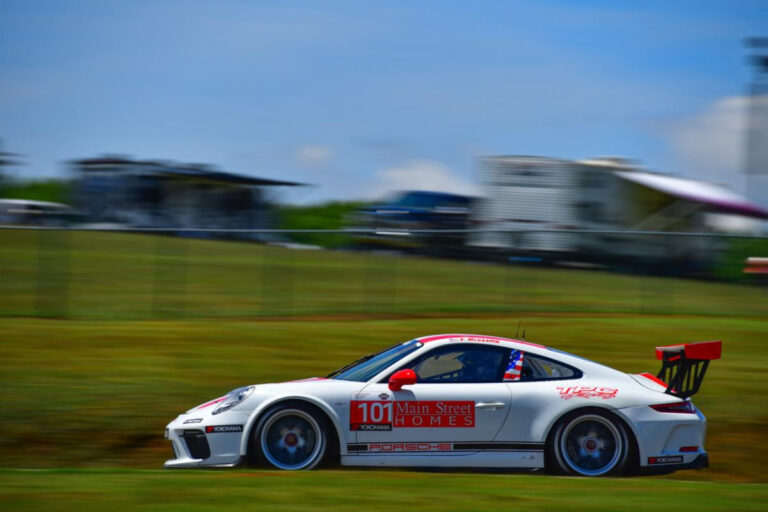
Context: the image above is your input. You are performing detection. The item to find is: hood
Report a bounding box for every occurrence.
[249,376,362,395]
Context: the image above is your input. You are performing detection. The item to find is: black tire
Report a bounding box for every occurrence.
[547,409,631,477]
[249,402,332,470]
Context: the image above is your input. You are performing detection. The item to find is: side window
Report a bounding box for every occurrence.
[504,350,580,382]
[400,344,508,383]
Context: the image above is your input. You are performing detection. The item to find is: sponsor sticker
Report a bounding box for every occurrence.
[556,386,618,400]
[454,336,501,344]
[365,442,452,452]
[357,424,392,431]
[205,425,243,434]
[648,455,684,465]
[350,400,474,430]
[348,442,544,453]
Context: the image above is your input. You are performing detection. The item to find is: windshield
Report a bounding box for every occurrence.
[328,339,422,382]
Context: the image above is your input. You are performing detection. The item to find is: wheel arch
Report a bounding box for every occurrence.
[239,394,344,459]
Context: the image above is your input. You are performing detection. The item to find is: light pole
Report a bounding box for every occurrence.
[744,38,768,208]
[0,138,24,194]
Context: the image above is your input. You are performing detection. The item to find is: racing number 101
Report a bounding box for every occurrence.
[357,401,392,423]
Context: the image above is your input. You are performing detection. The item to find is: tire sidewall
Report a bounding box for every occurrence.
[548,408,630,477]
[250,402,328,470]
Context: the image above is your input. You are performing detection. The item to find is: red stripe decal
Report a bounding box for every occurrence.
[639,372,668,388]
[195,396,227,410]
[419,334,544,348]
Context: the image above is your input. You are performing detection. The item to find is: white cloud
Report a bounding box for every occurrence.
[370,159,477,199]
[295,144,333,168]
[666,95,768,189]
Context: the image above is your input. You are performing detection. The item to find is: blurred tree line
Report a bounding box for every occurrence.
[276,201,369,248]
[0,179,72,204]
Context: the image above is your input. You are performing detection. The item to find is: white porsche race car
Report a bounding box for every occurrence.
[164,334,721,476]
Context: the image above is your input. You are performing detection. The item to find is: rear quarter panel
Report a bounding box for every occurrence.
[499,373,668,443]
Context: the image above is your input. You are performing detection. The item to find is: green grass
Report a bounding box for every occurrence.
[0,469,765,512]
[0,230,767,509]
[1,230,766,319]
[1,315,766,482]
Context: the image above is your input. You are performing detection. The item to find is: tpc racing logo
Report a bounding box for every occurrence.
[556,386,618,400]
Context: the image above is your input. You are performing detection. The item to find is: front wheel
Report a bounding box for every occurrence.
[549,410,630,476]
[251,403,328,470]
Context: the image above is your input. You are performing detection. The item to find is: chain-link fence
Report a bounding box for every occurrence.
[0,226,765,320]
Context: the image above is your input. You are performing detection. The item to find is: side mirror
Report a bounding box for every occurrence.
[388,369,417,391]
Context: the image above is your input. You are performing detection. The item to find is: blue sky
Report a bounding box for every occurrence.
[1,0,766,202]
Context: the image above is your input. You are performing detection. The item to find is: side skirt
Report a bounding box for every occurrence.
[342,442,544,468]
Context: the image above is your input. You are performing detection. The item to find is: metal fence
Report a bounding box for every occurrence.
[0,226,765,320]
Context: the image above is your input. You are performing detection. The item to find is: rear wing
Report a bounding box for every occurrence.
[655,340,722,399]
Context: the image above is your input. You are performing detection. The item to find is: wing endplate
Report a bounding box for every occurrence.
[654,341,722,399]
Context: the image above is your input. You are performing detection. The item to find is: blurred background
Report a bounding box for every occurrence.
[1,0,767,491]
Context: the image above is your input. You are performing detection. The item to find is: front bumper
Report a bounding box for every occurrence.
[164,410,249,468]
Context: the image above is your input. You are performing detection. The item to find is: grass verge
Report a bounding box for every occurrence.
[1,315,765,482]
[0,469,766,512]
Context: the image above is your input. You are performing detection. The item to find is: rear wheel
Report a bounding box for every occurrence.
[251,403,329,470]
[549,410,630,476]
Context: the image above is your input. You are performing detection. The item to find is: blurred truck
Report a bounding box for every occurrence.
[351,190,474,254]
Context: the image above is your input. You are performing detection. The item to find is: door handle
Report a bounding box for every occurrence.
[475,402,506,410]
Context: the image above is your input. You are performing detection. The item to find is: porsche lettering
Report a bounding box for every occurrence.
[366,443,452,452]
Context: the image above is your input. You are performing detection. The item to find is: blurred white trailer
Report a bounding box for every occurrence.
[471,156,584,252]
[471,155,768,263]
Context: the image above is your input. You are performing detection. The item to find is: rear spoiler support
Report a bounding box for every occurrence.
[655,341,722,399]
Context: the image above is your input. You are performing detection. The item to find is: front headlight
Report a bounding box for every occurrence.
[212,386,255,415]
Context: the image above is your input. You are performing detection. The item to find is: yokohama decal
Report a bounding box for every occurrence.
[556,386,618,400]
[205,424,243,433]
[350,400,474,430]
[648,455,683,465]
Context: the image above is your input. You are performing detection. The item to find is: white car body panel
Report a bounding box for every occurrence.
[164,334,710,472]
[353,382,511,448]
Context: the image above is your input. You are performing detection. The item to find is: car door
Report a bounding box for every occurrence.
[352,344,512,454]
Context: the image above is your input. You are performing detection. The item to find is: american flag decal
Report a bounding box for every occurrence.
[504,350,524,381]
